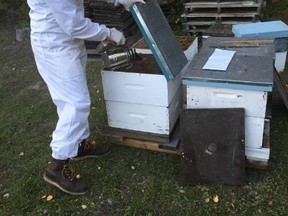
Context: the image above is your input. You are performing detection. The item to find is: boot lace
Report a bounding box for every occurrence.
[82,140,96,150]
[62,161,76,181]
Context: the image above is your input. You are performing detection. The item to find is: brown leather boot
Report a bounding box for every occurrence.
[43,158,88,195]
[72,139,111,161]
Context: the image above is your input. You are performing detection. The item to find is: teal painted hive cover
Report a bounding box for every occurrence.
[130,0,188,80]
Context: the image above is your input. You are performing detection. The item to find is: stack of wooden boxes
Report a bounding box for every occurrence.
[181,0,266,34]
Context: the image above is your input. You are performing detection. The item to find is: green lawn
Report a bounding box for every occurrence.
[1,1,288,215]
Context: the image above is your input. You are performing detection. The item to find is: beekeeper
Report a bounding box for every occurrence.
[27,0,145,195]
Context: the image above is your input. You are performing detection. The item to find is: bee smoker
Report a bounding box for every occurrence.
[101,47,139,69]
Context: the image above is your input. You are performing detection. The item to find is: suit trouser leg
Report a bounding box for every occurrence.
[32,45,90,160]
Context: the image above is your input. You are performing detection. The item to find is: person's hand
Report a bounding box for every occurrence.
[119,0,145,11]
[109,28,126,45]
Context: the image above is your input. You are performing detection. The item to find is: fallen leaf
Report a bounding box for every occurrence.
[42,195,47,199]
[204,197,210,203]
[19,152,24,156]
[46,195,53,201]
[213,195,219,203]
[81,204,87,209]
[3,193,9,198]
[178,189,185,194]
[267,200,273,207]
[131,165,136,170]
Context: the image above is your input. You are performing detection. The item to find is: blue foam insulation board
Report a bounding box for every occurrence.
[232,20,288,39]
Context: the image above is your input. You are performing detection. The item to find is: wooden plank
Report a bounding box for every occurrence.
[185,2,261,8]
[104,126,170,143]
[273,67,288,110]
[246,158,268,170]
[111,137,181,155]
[182,12,259,17]
[210,39,274,48]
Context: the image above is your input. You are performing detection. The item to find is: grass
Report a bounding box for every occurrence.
[1,1,288,215]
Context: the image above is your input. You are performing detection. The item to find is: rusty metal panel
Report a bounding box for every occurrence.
[130,0,188,80]
[180,108,246,185]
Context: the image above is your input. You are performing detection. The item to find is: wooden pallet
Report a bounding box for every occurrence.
[105,117,270,170]
[110,136,181,155]
[181,0,265,34]
[184,1,263,13]
[105,123,181,155]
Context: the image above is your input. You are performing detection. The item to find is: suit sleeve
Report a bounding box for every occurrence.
[44,0,111,41]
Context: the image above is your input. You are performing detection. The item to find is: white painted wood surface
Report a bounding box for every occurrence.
[245,116,265,149]
[101,70,182,106]
[105,88,182,135]
[275,51,287,72]
[186,85,268,118]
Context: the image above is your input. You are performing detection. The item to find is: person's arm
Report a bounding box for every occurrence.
[44,0,119,42]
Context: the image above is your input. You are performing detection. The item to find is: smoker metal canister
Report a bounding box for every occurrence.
[102,48,137,68]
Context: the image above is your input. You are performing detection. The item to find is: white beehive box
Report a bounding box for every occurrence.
[101,54,183,135]
[186,85,267,149]
[101,67,182,107]
[182,37,274,161]
[100,0,199,136]
[101,39,198,135]
[104,87,182,135]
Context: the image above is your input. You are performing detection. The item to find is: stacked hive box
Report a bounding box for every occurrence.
[181,0,266,34]
[182,37,274,164]
[101,0,192,141]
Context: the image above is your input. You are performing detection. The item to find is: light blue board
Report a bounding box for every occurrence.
[232,20,288,39]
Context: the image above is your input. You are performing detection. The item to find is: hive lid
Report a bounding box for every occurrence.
[182,37,274,92]
[130,0,188,80]
[180,108,246,185]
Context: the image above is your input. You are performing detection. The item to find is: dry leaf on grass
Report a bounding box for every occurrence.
[46,195,53,201]
[267,200,273,207]
[204,197,210,203]
[178,189,185,194]
[81,205,87,209]
[213,195,219,203]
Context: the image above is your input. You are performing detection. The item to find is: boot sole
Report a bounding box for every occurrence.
[71,149,111,161]
[43,174,88,196]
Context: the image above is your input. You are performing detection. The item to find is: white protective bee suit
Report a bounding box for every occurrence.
[27,0,144,160]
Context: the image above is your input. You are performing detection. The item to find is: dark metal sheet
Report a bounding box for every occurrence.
[180,108,246,185]
[130,0,188,80]
[182,37,274,88]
